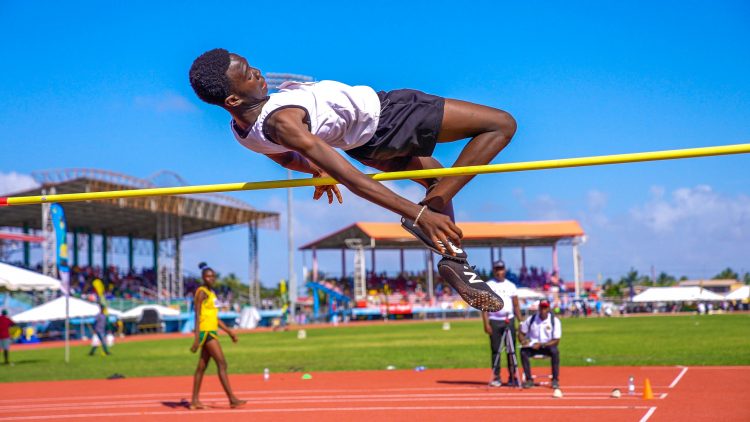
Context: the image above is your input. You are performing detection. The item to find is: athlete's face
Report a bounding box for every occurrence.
[539,306,550,319]
[202,269,216,287]
[225,54,267,106]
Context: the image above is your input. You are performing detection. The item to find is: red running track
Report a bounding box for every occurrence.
[0,366,747,421]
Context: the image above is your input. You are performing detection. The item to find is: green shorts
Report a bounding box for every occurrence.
[199,331,218,347]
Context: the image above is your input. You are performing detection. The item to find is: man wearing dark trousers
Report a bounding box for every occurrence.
[519,299,562,389]
[482,260,522,387]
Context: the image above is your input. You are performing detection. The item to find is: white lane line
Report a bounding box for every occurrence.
[669,366,689,388]
[0,384,670,404]
[0,404,654,421]
[639,406,657,422]
[0,386,491,404]
[0,395,635,413]
[659,393,668,399]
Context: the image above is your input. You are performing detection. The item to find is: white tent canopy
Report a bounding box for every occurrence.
[11,296,122,323]
[725,286,749,300]
[632,286,725,303]
[120,304,180,320]
[0,262,61,292]
[516,288,546,299]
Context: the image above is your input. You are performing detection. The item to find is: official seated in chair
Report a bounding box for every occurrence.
[518,299,562,389]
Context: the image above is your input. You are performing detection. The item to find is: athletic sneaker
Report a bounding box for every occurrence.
[401,217,467,261]
[437,258,504,312]
[522,379,534,389]
[488,379,502,387]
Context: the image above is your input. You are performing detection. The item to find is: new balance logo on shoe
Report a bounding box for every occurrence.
[437,258,504,312]
[464,271,483,284]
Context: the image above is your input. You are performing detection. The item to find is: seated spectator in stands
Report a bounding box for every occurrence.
[518,299,561,389]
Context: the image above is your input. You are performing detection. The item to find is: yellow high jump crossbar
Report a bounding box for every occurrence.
[2,143,748,207]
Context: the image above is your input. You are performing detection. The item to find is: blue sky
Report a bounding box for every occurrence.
[1,1,749,288]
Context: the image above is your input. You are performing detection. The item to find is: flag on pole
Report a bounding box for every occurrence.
[50,204,69,290]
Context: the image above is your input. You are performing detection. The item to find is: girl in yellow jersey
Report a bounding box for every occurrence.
[189,263,246,410]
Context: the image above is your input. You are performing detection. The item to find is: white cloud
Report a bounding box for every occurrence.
[462,185,749,280]
[0,171,38,195]
[133,92,198,113]
[630,184,750,237]
[513,189,569,220]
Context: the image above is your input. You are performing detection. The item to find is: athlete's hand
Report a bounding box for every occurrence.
[484,323,493,336]
[230,331,239,343]
[416,209,463,255]
[312,171,343,204]
[190,339,200,353]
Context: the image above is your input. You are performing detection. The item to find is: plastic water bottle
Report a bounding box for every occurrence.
[628,376,635,396]
[263,368,270,381]
[415,366,426,372]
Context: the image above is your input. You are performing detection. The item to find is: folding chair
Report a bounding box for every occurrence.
[524,353,553,386]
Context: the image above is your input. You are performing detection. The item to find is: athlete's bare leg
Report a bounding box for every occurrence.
[403,156,455,221]
[190,344,211,409]
[422,99,516,212]
[203,339,246,408]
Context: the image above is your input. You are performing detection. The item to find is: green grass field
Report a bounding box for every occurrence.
[2,314,749,383]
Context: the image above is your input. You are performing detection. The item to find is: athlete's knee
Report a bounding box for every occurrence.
[494,110,517,140]
[197,360,208,372]
[216,359,228,371]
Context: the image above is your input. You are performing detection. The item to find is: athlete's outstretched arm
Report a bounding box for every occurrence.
[265,151,318,174]
[190,290,205,353]
[266,108,463,252]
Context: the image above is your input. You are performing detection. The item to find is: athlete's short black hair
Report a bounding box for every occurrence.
[189,48,232,105]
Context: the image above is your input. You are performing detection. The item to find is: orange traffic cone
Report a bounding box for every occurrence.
[642,378,654,400]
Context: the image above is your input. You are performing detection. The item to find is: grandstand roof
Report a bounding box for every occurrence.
[0,169,279,239]
[299,220,584,250]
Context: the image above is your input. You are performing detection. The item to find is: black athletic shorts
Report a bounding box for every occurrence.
[344,89,445,171]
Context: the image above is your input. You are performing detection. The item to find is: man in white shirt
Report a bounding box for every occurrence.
[519,299,562,389]
[189,49,517,313]
[482,260,522,387]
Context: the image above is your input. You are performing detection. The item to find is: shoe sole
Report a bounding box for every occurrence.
[438,262,504,312]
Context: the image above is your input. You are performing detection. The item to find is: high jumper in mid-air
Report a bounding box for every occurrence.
[189,48,517,312]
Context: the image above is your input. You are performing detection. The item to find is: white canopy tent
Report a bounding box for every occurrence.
[0,262,61,292]
[516,288,546,300]
[11,296,122,323]
[725,286,749,301]
[632,286,725,303]
[120,304,180,320]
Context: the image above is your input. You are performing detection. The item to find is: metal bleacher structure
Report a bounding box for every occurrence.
[0,168,279,306]
[305,280,351,320]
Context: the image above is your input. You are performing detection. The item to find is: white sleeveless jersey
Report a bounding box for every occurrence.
[231,80,381,155]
